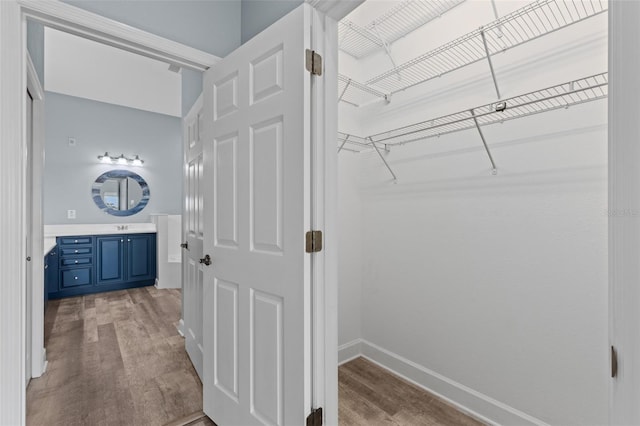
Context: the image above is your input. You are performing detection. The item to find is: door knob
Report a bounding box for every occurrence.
[199,254,212,266]
[181,242,189,250]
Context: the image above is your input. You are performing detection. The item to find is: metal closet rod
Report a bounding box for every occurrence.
[365,0,608,94]
[367,72,608,146]
[338,72,607,154]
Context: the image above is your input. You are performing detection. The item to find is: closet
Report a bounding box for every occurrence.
[336,0,608,425]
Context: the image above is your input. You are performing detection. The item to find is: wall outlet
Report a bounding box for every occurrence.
[67,209,76,219]
[68,137,76,147]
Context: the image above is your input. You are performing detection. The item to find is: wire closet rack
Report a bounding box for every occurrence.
[338,74,388,107]
[340,72,608,154]
[339,0,466,59]
[366,0,608,94]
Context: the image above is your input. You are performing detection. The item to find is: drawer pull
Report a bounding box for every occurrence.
[74,240,78,243]
[75,260,78,264]
[74,276,78,280]
[75,250,78,253]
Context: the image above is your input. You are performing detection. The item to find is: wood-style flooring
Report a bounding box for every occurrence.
[339,357,485,426]
[27,287,206,426]
[28,286,481,426]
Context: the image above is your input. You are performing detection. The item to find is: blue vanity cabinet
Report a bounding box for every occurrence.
[57,237,94,293]
[127,234,156,282]
[96,236,126,285]
[48,233,156,299]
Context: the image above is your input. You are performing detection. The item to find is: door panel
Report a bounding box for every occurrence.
[183,99,205,379]
[128,234,155,281]
[202,5,311,425]
[96,237,125,284]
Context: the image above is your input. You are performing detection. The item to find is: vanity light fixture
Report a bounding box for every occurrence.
[132,155,144,166]
[117,154,128,165]
[97,152,145,166]
[98,152,113,164]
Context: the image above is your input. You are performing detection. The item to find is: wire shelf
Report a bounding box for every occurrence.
[339,0,466,59]
[337,132,375,153]
[366,0,608,94]
[366,72,607,146]
[339,74,389,107]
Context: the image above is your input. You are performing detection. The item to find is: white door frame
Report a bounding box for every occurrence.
[608,1,640,424]
[26,51,46,382]
[0,1,342,424]
[0,1,219,423]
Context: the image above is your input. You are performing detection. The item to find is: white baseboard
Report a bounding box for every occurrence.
[340,338,548,426]
[338,338,363,365]
[177,319,185,337]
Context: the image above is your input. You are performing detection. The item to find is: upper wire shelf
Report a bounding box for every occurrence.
[339,74,389,107]
[366,0,608,94]
[366,72,608,146]
[339,0,466,59]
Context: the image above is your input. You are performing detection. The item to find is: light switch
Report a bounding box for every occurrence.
[67,209,76,219]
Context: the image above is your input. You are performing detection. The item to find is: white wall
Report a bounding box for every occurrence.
[338,153,363,348]
[337,0,608,424]
[45,28,181,117]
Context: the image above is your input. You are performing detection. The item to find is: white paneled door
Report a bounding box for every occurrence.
[202,4,312,425]
[183,98,205,380]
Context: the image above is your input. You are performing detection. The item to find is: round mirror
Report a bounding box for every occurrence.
[92,170,150,216]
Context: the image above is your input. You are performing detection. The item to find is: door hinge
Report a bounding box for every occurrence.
[612,345,618,378]
[306,230,323,253]
[306,407,323,426]
[305,49,322,76]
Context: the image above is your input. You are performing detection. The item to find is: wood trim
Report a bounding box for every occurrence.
[609,1,640,424]
[0,1,26,424]
[18,0,220,71]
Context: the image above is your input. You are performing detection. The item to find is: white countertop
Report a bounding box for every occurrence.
[43,223,156,255]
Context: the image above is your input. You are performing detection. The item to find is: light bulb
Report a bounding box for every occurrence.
[98,152,112,163]
[117,154,128,165]
[132,155,144,166]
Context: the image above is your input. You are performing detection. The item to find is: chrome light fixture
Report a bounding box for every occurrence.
[97,152,145,166]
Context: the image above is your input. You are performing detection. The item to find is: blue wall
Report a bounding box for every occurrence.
[241,0,303,43]
[44,92,182,224]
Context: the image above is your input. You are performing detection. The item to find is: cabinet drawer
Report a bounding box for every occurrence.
[60,237,92,246]
[60,247,92,256]
[61,268,92,288]
[61,257,92,266]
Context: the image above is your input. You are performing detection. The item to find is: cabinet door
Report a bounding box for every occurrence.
[96,236,126,285]
[127,234,156,282]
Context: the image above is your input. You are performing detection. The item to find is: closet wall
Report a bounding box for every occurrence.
[337,1,608,425]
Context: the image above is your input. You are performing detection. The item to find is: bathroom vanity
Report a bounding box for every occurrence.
[44,224,156,299]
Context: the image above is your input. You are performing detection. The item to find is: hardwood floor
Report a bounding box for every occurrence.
[339,357,485,426]
[27,287,203,426]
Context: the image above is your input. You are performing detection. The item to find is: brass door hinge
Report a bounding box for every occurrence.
[306,407,323,426]
[612,345,618,378]
[305,49,322,76]
[305,230,323,253]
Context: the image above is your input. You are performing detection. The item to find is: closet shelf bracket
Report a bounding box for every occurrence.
[470,109,498,175]
[368,137,398,183]
[338,134,350,153]
[480,29,501,99]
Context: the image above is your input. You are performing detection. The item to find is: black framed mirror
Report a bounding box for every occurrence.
[91,170,150,216]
